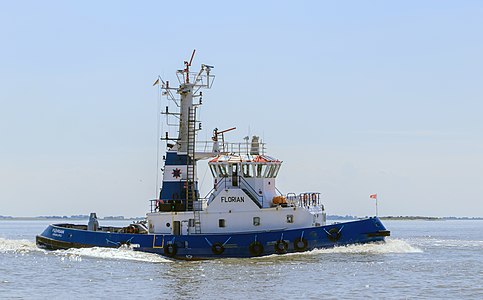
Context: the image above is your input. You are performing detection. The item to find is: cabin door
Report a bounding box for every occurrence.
[173,221,181,235]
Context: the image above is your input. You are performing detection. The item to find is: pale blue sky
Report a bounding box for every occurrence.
[1,1,482,217]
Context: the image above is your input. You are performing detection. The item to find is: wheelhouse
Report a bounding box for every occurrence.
[208,154,282,179]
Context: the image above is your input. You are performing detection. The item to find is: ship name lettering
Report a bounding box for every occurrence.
[221,196,245,203]
[52,228,64,237]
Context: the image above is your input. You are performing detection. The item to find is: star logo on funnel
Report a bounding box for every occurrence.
[172,168,182,179]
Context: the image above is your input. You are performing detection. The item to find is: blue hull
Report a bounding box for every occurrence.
[36,218,389,260]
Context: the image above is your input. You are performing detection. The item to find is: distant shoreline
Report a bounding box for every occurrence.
[1,215,481,221]
[379,216,483,221]
[0,216,144,221]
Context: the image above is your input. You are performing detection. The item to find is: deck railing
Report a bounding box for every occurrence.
[175,140,266,156]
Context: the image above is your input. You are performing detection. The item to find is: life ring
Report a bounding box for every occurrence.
[293,237,308,252]
[249,241,264,256]
[274,240,288,254]
[164,243,177,257]
[327,228,341,242]
[211,242,225,255]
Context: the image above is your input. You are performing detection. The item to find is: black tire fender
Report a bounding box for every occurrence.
[274,240,289,254]
[211,242,225,255]
[249,241,264,256]
[293,238,308,252]
[327,228,342,242]
[164,243,177,257]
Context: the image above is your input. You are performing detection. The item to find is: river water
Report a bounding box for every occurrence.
[0,219,482,299]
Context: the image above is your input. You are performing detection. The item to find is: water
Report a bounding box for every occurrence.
[1,219,482,299]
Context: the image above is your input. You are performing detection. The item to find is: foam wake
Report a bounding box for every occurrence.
[55,246,171,263]
[0,237,169,263]
[0,238,41,254]
[428,238,483,248]
[310,238,422,255]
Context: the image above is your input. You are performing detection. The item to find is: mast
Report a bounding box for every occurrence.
[159,50,215,213]
[162,50,214,153]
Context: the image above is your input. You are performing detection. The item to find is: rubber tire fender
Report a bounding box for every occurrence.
[211,242,225,255]
[274,240,289,254]
[293,238,308,252]
[327,228,342,242]
[249,241,264,256]
[164,243,178,257]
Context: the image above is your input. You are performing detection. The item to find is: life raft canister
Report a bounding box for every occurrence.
[293,237,308,252]
[274,240,288,254]
[211,242,225,255]
[249,241,264,256]
[272,196,287,205]
[164,243,178,257]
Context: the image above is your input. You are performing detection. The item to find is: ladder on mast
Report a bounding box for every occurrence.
[186,107,201,233]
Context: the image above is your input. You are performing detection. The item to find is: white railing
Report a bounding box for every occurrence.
[176,140,266,155]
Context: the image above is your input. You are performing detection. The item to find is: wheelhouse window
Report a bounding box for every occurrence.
[213,162,281,178]
[209,165,217,177]
[273,165,280,177]
[255,164,270,178]
[242,164,252,177]
[218,165,228,177]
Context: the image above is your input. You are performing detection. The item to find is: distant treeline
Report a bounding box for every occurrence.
[323,215,483,221]
[380,216,483,220]
[0,215,144,220]
[1,215,482,220]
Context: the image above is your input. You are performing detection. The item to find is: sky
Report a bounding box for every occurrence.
[0,0,482,217]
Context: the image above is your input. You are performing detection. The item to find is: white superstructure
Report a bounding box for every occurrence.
[146,50,326,236]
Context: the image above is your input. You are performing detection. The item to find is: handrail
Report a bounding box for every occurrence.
[286,192,323,208]
[206,178,228,205]
[149,198,207,212]
[149,199,157,213]
[175,140,267,155]
[238,176,263,207]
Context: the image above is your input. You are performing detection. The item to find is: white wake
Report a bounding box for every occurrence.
[0,237,41,254]
[0,237,169,263]
[309,238,423,255]
[56,247,171,263]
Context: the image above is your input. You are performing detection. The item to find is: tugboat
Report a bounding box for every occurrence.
[36,51,390,259]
